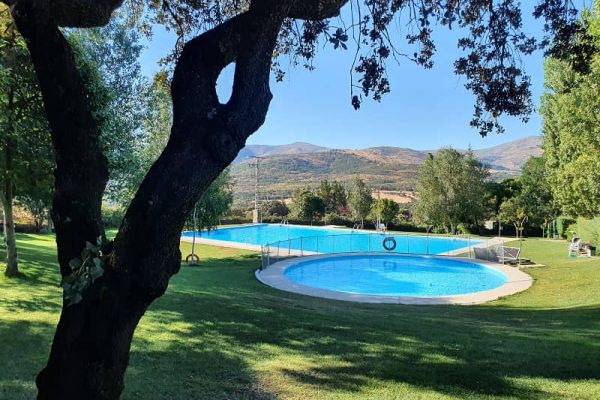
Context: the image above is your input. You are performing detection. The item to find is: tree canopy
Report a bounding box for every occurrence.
[413,148,489,233]
[495,156,558,237]
[541,1,600,218]
[372,198,399,227]
[129,0,584,136]
[317,179,347,215]
[291,187,325,223]
[348,176,372,227]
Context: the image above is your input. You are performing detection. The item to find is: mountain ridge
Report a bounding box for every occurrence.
[231,136,542,206]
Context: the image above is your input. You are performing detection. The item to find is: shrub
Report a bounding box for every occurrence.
[573,217,600,243]
[456,223,471,235]
[323,213,351,226]
[102,205,125,229]
[557,216,576,239]
[262,200,289,217]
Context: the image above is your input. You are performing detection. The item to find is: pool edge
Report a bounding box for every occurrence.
[256,252,533,305]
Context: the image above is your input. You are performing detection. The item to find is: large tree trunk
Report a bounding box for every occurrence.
[10,0,348,398]
[3,86,18,277]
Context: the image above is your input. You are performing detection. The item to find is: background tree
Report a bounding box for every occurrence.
[3,0,584,397]
[188,168,233,231]
[292,187,325,224]
[484,178,522,222]
[0,7,53,276]
[68,17,147,206]
[518,156,559,237]
[413,149,489,233]
[317,179,347,214]
[541,2,600,218]
[372,198,400,228]
[262,200,289,218]
[500,197,528,239]
[123,74,173,202]
[348,176,372,228]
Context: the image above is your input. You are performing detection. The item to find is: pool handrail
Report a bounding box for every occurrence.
[260,232,500,270]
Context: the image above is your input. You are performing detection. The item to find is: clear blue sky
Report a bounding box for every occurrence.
[138,2,590,150]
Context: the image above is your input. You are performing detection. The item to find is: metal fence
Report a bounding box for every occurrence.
[260,232,503,270]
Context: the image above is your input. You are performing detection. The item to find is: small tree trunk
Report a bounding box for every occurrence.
[3,87,19,278]
[2,183,19,277]
[45,210,53,234]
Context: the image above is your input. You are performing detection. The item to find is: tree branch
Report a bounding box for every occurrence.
[112,1,295,299]
[3,0,123,27]
[288,0,349,20]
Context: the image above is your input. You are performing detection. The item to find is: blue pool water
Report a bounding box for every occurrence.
[181,224,479,255]
[284,254,507,296]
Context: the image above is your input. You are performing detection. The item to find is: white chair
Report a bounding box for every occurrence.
[569,237,581,257]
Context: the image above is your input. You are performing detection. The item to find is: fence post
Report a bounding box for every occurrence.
[301,237,304,256]
[266,245,270,268]
[468,236,472,259]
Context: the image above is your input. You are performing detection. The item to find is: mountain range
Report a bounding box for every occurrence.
[230,136,542,207]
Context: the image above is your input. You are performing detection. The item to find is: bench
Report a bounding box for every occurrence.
[474,245,531,265]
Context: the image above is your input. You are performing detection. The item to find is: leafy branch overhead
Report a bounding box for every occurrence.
[129,0,584,136]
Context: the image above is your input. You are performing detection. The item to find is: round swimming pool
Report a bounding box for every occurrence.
[285,254,507,296]
[257,253,533,304]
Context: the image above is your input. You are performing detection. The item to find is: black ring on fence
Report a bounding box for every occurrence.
[382,237,397,251]
[186,254,200,265]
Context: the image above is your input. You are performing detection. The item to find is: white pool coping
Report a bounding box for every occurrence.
[255,252,533,305]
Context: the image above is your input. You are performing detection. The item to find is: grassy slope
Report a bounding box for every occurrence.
[1,235,599,400]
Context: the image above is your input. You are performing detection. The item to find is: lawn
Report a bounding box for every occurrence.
[1,234,600,399]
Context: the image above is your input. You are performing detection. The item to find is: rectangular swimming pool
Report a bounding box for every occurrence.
[181,224,480,255]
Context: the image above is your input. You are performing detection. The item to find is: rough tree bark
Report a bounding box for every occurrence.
[2,86,18,277]
[8,0,348,398]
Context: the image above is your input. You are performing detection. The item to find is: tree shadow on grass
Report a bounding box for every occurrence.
[0,320,55,400]
[4,239,600,399]
[143,259,600,399]
[0,237,61,288]
[126,343,277,400]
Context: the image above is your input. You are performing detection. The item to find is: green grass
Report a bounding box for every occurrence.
[1,235,600,399]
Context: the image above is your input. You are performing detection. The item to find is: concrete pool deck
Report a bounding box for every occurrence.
[256,252,533,305]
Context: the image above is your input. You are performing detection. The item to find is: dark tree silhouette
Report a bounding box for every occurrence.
[1,0,582,398]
